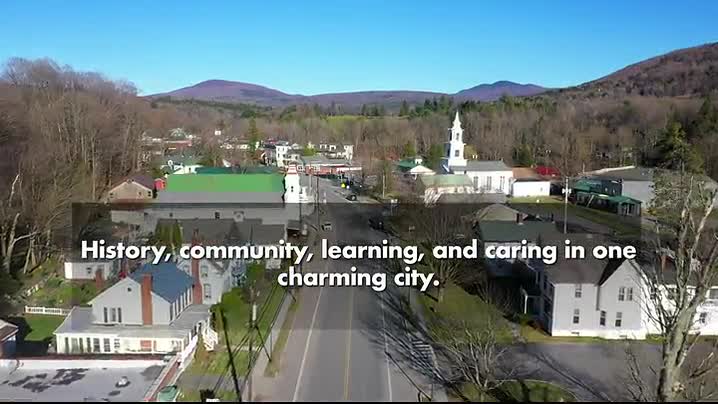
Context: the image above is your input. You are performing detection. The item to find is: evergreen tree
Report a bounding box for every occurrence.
[425,144,445,170]
[402,141,416,158]
[247,118,261,152]
[655,121,704,173]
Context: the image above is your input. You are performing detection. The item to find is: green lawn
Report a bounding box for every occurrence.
[23,314,66,342]
[457,380,576,402]
[177,388,237,402]
[567,204,642,235]
[520,324,608,344]
[420,282,512,343]
[264,293,300,377]
[509,196,562,204]
[29,277,99,308]
[186,282,287,377]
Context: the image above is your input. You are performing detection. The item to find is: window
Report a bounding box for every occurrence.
[170,305,174,321]
[572,309,580,324]
[615,312,623,328]
[214,211,220,219]
[699,312,708,325]
[627,287,634,301]
[93,338,100,352]
[103,338,111,352]
[140,340,152,352]
[454,150,459,157]
[204,283,212,300]
[111,308,117,322]
[499,176,505,191]
[114,339,120,351]
[618,287,626,301]
[103,307,108,323]
[86,266,93,276]
[169,212,174,218]
[600,311,606,326]
[201,265,208,278]
[486,176,492,190]
[574,284,582,298]
[709,288,718,300]
[86,337,91,352]
[118,308,122,323]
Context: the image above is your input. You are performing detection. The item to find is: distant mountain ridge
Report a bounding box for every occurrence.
[151,80,547,108]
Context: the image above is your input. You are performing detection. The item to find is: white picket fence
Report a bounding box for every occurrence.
[24,306,71,316]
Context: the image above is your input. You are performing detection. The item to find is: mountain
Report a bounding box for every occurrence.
[151,80,546,108]
[453,80,546,101]
[562,42,718,98]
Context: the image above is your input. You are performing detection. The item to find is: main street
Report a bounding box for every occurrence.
[255,176,422,401]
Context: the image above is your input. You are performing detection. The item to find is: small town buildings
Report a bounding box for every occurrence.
[63,255,120,281]
[440,112,513,194]
[510,167,552,198]
[162,155,202,175]
[0,319,18,358]
[107,174,155,203]
[417,174,475,204]
[397,157,435,179]
[54,262,217,355]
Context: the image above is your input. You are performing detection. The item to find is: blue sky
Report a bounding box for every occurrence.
[1,1,717,95]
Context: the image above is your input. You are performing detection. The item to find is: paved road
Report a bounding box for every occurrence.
[255,176,421,402]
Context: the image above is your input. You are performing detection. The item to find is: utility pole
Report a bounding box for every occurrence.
[563,176,569,234]
[382,172,386,199]
[247,287,255,402]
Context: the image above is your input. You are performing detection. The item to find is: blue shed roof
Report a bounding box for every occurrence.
[130,263,194,303]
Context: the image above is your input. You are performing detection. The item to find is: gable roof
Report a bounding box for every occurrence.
[472,204,527,222]
[130,263,194,302]
[397,159,419,171]
[0,319,18,342]
[512,167,541,180]
[164,174,285,193]
[479,220,559,242]
[452,160,512,172]
[420,174,473,188]
[237,219,286,245]
[438,193,508,204]
[539,233,626,284]
[156,218,240,245]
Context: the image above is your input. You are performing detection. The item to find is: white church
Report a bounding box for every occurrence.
[441,112,513,194]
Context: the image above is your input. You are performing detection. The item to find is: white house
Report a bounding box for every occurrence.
[441,112,513,194]
[64,256,120,281]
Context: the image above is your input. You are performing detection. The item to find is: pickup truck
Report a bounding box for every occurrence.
[321,222,333,231]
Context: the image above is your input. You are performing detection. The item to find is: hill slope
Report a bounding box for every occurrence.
[152,80,546,108]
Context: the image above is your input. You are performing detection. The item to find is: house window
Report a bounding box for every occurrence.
[118,308,122,323]
[140,340,152,352]
[574,284,582,298]
[499,176,505,191]
[103,307,108,323]
[170,305,174,321]
[709,288,718,300]
[169,212,174,218]
[114,339,120,351]
[486,176,492,190]
[201,265,208,278]
[93,338,100,352]
[600,311,606,326]
[86,266,93,276]
[615,312,623,328]
[618,287,626,301]
[627,287,634,301]
[103,338,111,352]
[214,212,220,219]
[454,150,459,157]
[204,283,212,300]
[111,308,117,322]
[572,309,580,324]
[699,312,708,325]
[86,337,91,352]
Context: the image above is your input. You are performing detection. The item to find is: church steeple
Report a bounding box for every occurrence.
[442,110,467,168]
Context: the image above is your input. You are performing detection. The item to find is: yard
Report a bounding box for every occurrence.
[419,282,513,343]
[28,276,99,308]
[22,314,65,342]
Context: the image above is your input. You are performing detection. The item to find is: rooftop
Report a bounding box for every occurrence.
[0,319,18,342]
[164,173,284,193]
[156,218,240,245]
[129,263,194,303]
[437,193,508,204]
[420,174,473,188]
[55,304,211,338]
[478,220,559,242]
[451,160,512,172]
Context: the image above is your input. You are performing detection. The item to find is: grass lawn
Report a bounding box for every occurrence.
[509,196,562,204]
[457,380,576,402]
[520,324,608,344]
[177,388,237,402]
[566,204,641,236]
[23,314,66,341]
[186,283,287,377]
[420,282,512,343]
[264,293,300,377]
[29,276,99,308]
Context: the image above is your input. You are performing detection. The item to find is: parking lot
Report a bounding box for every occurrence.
[0,364,164,402]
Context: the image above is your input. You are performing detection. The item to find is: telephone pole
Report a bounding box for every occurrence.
[563,176,569,234]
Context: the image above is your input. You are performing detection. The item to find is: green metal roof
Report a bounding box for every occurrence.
[397,159,419,171]
[606,195,642,205]
[165,174,284,193]
[195,166,278,174]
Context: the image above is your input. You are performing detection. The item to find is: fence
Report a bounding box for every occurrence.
[24,306,71,316]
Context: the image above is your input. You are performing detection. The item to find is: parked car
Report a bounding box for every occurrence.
[346,194,358,201]
[321,222,333,231]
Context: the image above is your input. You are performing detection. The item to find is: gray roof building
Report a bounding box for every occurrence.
[450,160,512,172]
[130,263,194,302]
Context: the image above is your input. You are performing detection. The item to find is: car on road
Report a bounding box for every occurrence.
[346,193,358,201]
[321,222,333,231]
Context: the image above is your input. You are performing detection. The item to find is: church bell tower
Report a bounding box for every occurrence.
[443,111,467,168]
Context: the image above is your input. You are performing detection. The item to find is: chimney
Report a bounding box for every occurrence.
[141,273,153,325]
[94,268,104,291]
[191,229,202,304]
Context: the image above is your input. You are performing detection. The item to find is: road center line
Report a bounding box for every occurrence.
[292,284,324,402]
